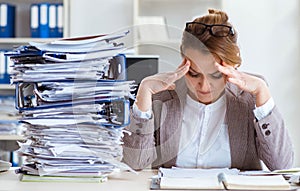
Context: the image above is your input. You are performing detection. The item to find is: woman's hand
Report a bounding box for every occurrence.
[141,59,190,94]
[215,62,271,107]
[135,59,190,112]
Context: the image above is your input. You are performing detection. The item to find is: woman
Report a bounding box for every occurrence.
[122,9,294,171]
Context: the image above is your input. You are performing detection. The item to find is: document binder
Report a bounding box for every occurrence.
[0,51,6,83]
[39,3,50,38]
[56,3,63,37]
[30,4,40,38]
[30,3,64,38]
[0,50,10,84]
[0,3,15,37]
[18,98,130,127]
[48,4,57,37]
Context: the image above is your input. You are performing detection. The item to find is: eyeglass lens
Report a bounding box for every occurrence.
[186,23,232,37]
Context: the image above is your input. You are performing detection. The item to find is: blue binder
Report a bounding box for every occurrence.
[56,3,63,37]
[15,82,131,127]
[49,4,57,37]
[30,4,40,38]
[0,3,15,38]
[0,51,5,83]
[39,3,50,38]
[0,50,9,84]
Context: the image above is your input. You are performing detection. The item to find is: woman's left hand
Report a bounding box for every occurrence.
[215,62,271,107]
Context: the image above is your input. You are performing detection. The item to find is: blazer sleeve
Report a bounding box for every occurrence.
[254,105,294,170]
[122,108,157,170]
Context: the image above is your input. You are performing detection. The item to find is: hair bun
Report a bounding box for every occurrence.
[208,9,229,23]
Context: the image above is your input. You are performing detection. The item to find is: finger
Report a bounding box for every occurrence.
[177,58,187,68]
[215,62,237,77]
[174,60,190,80]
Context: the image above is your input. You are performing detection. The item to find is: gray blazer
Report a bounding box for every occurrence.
[122,78,294,171]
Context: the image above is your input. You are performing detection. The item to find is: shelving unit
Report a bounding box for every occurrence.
[0,0,70,38]
[133,0,222,72]
[0,0,70,84]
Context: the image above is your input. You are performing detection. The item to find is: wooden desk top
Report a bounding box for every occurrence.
[0,168,156,191]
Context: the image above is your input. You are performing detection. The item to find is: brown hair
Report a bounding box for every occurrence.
[181,9,241,67]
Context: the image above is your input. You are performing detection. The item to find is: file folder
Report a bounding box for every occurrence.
[0,50,9,84]
[0,3,15,37]
[49,4,57,37]
[39,3,50,38]
[30,4,40,38]
[0,51,5,82]
[56,3,63,37]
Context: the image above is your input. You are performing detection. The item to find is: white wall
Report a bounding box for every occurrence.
[69,0,300,167]
[69,0,134,46]
[222,0,300,166]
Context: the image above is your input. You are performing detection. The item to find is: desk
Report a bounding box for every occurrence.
[1,169,300,191]
[0,169,156,191]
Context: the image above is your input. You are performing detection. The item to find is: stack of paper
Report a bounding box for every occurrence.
[5,30,136,182]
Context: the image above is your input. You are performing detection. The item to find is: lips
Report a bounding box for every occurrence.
[197,90,211,95]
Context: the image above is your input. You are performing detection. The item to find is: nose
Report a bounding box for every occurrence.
[198,75,211,92]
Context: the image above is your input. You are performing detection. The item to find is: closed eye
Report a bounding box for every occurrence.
[210,72,223,79]
[188,71,200,78]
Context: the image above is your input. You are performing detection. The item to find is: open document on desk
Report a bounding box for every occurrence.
[5,30,136,182]
[151,167,293,190]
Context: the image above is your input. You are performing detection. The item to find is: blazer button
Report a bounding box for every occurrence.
[262,123,270,129]
[136,129,141,135]
[265,130,271,136]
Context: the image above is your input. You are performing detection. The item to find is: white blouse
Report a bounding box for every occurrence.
[176,94,231,168]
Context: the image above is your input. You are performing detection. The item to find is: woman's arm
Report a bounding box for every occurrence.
[254,106,294,170]
[122,59,190,170]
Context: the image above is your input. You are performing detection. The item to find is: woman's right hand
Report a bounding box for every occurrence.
[135,59,190,112]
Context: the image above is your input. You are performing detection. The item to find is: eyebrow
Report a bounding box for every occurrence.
[189,67,220,75]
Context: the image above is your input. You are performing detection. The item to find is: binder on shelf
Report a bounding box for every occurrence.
[0,50,9,84]
[39,3,50,38]
[0,3,15,38]
[49,4,57,38]
[30,3,64,38]
[56,3,63,38]
[30,4,40,38]
[0,51,5,82]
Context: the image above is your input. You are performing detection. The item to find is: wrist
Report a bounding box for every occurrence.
[135,82,153,112]
[254,81,271,107]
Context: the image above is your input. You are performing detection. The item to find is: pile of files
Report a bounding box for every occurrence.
[5,30,136,182]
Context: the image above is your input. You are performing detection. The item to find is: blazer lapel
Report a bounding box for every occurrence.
[160,79,186,167]
[225,85,249,169]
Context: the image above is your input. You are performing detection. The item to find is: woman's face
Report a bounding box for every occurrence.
[184,48,226,104]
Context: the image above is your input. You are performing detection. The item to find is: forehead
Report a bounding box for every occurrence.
[184,48,217,73]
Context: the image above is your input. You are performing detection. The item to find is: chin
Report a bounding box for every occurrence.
[198,99,213,105]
